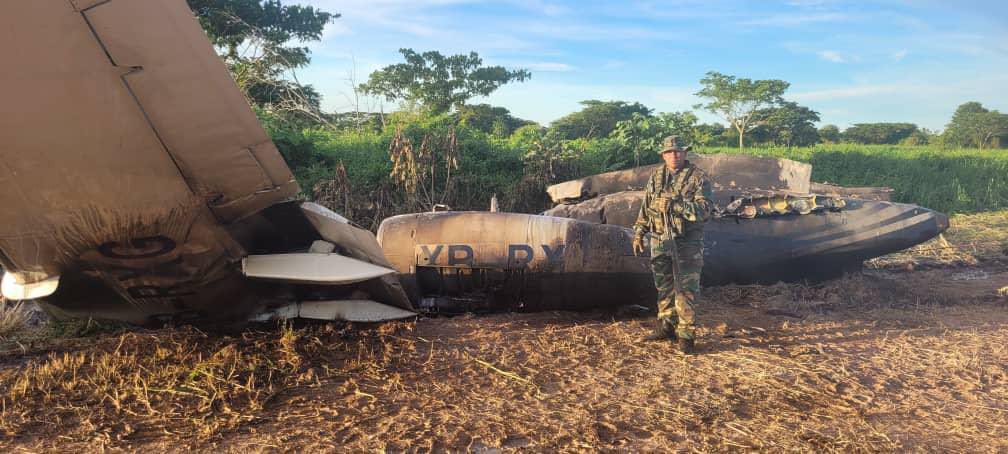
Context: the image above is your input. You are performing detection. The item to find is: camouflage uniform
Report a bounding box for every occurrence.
[633,149,714,340]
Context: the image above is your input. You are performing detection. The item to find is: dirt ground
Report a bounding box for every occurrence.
[1,212,1007,452]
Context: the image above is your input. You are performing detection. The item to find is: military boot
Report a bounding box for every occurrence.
[676,337,696,355]
[643,318,676,341]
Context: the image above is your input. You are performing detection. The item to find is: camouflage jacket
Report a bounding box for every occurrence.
[633,162,714,238]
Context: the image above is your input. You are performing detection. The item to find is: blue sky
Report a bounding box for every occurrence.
[294,0,1008,131]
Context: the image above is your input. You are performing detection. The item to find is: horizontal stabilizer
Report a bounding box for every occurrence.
[242,253,395,285]
[251,300,416,322]
[1,272,60,300]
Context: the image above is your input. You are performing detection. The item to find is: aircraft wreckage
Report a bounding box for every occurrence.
[0,0,948,325]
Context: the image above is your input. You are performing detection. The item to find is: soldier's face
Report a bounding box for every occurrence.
[662,150,686,170]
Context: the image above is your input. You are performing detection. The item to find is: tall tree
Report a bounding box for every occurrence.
[818,124,841,143]
[752,101,820,147]
[455,104,535,137]
[694,71,789,149]
[609,111,708,168]
[187,0,336,123]
[944,102,1008,149]
[610,112,663,167]
[360,49,530,115]
[550,100,653,140]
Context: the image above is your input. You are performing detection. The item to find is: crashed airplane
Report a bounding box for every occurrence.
[374,155,948,312]
[0,0,948,325]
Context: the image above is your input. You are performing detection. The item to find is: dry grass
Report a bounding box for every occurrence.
[0,300,30,339]
[1,269,1006,452]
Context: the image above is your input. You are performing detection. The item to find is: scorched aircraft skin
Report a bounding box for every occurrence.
[0,0,412,324]
[542,156,950,285]
[377,212,656,313]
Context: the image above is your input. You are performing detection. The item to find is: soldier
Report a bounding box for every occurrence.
[632,136,714,354]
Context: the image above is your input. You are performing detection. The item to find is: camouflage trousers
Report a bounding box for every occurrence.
[650,228,704,340]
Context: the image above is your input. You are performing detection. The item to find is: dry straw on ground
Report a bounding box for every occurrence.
[0,211,1005,451]
[0,300,30,339]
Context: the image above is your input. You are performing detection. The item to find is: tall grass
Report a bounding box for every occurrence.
[268,115,1008,221]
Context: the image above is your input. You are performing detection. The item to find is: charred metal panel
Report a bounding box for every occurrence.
[547,154,812,203]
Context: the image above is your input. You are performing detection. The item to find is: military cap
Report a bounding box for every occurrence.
[660,135,692,154]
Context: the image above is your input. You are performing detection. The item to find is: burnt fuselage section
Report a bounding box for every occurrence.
[545,191,949,285]
[378,212,656,313]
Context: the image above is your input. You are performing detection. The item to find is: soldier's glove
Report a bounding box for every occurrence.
[632,231,647,256]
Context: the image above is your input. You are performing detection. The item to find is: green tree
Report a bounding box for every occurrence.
[818,124,841,143]
[359,49,530,115]
[752,101,820,147]
[610,112,663,167]
[188,0,336,123]
[455,104,535,137]
[550,100,653,140]
[944,102,1008,149]
[694,71,789,149]
[697,123,727,146]
[609,111,708,168]
[659,111,711,146]
[842,123,918,144]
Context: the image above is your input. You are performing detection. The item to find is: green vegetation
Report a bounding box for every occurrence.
[549,100,652,140]
[840,123,919,145]
[694,145,1008,214]
[268,106,1008,225]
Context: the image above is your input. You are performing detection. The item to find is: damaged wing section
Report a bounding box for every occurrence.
[0,1,412,325]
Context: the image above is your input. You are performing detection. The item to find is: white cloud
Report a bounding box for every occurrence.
[477,81,708,125]
[510,0,569,16]
[321,21,352,38]
[891,49,908,61]
[817,50,846,63]
[791,84,910,102]
[786,0,829,6]
[523,62,575,72]
[741,12,850,27]
[602,60,626,70]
